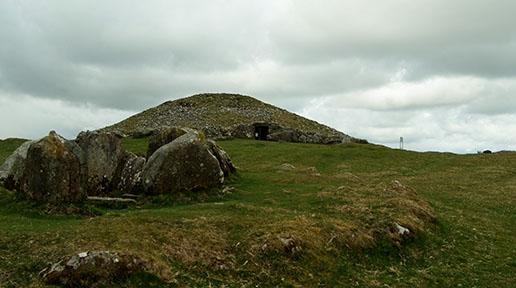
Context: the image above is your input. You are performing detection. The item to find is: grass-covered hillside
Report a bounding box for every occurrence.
[0,138,515,287]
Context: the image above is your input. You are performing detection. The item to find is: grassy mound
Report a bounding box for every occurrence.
[0,139,514,287]
[101,93,349,140]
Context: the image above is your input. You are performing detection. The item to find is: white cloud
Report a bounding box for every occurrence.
[298,77,516,153]
[0,92,133,140]
[328,76,486,111]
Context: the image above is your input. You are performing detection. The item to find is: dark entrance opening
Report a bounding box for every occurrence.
[254,125,269,140]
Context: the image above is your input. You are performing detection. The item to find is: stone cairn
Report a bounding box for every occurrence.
[0,128,236,204]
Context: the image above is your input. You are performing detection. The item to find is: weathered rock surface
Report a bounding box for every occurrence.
[19,131,85,204]
[141,131,224,195]
[1,128,235,204]
[268,128,343,144]
[114,152,146,194]
[75,131,126,196]
[147,126,189,158]
[0,140,35,190]
[207,140,236,176]
[279,163,296,171]
[40,251,148,287]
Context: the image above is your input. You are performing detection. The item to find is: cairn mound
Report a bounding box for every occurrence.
[101,93,362,144]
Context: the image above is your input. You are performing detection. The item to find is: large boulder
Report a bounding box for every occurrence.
[146,127,189,158]
[19,131,85,204]
[268,129,300,142]
[75,131,126,195]
[141,131,225,195]
[114,152,146,194]
[0,140,35,190]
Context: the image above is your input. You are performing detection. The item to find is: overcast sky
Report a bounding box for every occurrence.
[1,0,515,153]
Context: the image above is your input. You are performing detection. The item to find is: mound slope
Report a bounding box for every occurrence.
[101,93,359,144]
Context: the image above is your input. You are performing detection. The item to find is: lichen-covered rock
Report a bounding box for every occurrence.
[230,124,254,138]
[268,129,299,142]
[115,152,146,194]
[19,131,85,204]
[75,131,126,196]
[146,126,189,158]
[142,131,224,195]
[207,140,236,176]
[40,251,148,287]
[0,140,35,190]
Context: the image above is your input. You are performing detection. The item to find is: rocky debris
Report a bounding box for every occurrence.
[228,124,254,139]
[40,251,148,287]
[100,93,357,144]
[268,128,345,144]
[305,166,321,177]
[114,152,146,194]
[141,131,225,195]
[75,131,127,196]
[279,236,303,257]
[394,223,410,236]
[86,196,137,204]
[18,131,85,204]
[207,140,236,176]
[279,163,296,171]
[268,129,298,142]
[0,140,35,190]
[222,186,235,194]
[146,126,189,158]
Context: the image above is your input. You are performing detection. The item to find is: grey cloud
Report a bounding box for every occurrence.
[0,0,272,110]
[269,0,516,78]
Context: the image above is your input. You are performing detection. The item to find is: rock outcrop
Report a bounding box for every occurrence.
[141,131,225,195]
[18,131,85,204]
[40,251,148,287]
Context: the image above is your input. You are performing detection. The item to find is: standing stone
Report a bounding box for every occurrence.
[0,140,35,190]
[19,131,85,204]
[141,131,224,195]
[114,152,146,194]
[207,140,236,176]
[75,131,126,195]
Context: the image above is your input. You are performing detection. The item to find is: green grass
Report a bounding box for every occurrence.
[0,138,515,287]
[0,138,28,163]
[122,137,149,157]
